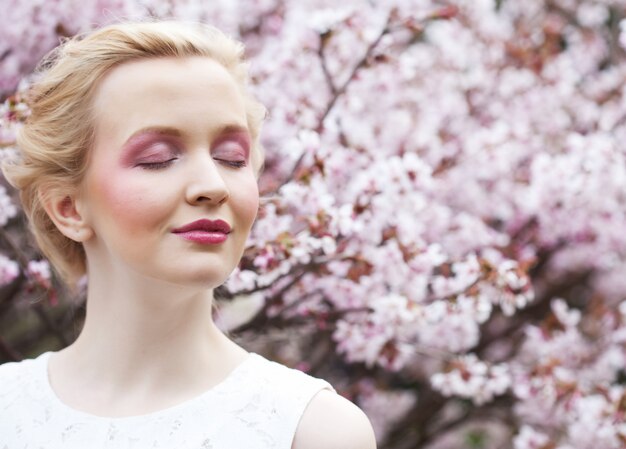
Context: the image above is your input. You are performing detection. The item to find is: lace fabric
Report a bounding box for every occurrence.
[0,351,335,448]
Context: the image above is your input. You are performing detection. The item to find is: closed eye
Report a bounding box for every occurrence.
[216,159,247,168]
[137,158,178,170]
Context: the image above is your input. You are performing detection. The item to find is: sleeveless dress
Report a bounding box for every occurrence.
[0,351,335,448]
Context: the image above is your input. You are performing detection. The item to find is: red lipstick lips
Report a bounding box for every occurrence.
[172,219,231,244]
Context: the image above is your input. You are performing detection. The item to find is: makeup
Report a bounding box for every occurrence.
[211,130,251,161]
[83,56,259,288]
[120,128,181,167]
[171,219,231,245]
[175,231,228,244]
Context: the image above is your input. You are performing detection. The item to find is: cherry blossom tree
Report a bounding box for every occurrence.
[1,1,625,447]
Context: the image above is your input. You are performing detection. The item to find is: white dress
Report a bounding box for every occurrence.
[0,351,335,448]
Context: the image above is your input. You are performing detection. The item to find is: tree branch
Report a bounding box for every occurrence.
[278,15,393,188]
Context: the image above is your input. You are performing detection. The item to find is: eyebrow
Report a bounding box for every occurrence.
[123,124,250,145]
[123,126,181,144]
[213,124,250,137]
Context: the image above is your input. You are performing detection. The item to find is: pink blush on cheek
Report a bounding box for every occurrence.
[234,178,261,223]
[90,170,172,237]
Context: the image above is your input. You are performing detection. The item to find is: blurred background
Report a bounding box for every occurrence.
[1,1,625,448]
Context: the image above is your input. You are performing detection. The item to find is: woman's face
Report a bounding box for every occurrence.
[78,56,259,288]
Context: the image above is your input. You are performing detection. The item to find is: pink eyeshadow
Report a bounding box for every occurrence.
[119,128,251,165]
[120,132,180,166]
[211,131,251,160]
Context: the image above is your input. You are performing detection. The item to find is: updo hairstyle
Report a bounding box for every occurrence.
[2,21,266,287]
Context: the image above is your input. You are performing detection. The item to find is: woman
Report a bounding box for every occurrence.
[0,21,376,448]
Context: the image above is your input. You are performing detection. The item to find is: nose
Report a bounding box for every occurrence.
[185,156,230,206]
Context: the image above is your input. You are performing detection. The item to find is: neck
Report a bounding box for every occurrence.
[62,263,242,388]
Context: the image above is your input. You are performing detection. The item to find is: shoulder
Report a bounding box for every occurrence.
[292,389,377,449]
[243,354,376,448]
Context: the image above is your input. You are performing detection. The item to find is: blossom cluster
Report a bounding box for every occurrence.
[431,353,511,406]
[1,0,625,447]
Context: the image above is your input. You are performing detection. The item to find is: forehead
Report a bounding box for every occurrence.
[90,56,248,145]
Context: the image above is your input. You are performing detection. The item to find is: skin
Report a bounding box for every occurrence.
[43,56,376,448]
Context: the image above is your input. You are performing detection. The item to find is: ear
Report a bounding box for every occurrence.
[40,188,94,243]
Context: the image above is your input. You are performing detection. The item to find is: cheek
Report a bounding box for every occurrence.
[89,171,173,236]
[231,175,259,228]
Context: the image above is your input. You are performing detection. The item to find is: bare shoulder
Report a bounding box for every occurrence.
[292,389,377,449]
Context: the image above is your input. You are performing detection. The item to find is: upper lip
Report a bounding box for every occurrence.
[172,219,231,234]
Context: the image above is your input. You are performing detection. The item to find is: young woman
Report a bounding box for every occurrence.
[0,21,376,449]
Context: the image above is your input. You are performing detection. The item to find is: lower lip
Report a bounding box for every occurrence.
[173,231,229,244]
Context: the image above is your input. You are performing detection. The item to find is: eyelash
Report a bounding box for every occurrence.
[137,158,246,170]
[138,158,178,170]
[219,160,247,168]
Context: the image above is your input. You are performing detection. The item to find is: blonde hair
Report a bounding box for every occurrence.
[2,21,266,286]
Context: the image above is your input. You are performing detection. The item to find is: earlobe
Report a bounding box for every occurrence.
[40,189,93,243]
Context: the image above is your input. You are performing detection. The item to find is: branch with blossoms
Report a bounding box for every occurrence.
[3,1,626,448]
[281,6,459,188]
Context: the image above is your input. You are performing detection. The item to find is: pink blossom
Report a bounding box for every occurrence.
[2,1,626,447]
[26,259,51,289]
[0,254,19,286]
[431,353,511,405]
[513,425,551,449]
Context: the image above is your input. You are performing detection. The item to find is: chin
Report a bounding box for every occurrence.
[167,268,232,290]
